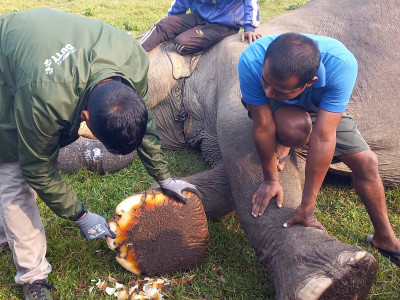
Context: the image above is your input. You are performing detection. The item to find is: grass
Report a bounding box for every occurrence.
[1,1,400,299]
[0,0,310,36]
[317,174,400,299]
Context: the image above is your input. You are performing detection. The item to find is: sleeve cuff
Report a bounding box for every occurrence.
[69,208,87,221]
[319,102,347,113]
[242,97,268,106]
[243,25,255,32]
[155,172,171,182]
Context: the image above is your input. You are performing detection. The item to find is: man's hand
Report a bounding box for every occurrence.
[75,211,116,240]
[251,180,283,217]
[283,205,326,231]
[158,178,202,204]
[241,31,262,44]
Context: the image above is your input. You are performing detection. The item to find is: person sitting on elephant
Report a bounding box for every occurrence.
[0,9,200,300]
[139,0,262,55]
[238,32,400,267]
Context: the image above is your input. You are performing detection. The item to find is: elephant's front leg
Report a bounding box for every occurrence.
[184,164,235,220]
[151,163,235,220]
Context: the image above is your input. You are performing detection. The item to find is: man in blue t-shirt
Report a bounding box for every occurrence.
[238,33,400,267]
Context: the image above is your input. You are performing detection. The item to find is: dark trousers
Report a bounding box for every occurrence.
[139,11,239,55]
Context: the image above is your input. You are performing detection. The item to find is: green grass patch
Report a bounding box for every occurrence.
[2,151,399,299]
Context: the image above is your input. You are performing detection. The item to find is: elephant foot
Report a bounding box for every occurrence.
[58,137,136,174]
[107,190,209,276]
[246,207,378,300]
[296,250,377,300]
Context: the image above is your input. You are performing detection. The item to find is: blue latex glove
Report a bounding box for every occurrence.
[74,211,116,239]
[157,178,202,204]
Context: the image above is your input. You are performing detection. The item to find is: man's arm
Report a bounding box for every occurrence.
[14,85,86,220]
[137,109,202,203]
[248,103,283,217]
[168,0,193,16]
[137,92,202,203]
[136,106,171,182]
[241,0,262,43]
[134,74,171,182]
[284,108,343,229]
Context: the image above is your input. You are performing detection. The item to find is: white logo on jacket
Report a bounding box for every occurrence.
[44,59,53,75]
[43,44,77,75]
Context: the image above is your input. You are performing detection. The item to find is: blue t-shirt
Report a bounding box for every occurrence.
[238,34,358,113]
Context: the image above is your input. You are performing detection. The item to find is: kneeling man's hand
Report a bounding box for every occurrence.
[283,205,326,231]
[251,180,283,217]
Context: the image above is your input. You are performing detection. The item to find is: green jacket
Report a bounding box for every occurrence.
[0,9,170,219]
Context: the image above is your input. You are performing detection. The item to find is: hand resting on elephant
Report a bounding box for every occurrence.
[238,32,400,267]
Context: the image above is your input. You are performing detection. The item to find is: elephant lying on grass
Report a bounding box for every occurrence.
[58,122,136,174]
[147,0,400,298]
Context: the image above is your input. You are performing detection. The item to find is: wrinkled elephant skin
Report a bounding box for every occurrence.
[146,0,399,298]
[58,137,136,175]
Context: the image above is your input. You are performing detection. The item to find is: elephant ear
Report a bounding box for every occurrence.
[107,190,209,276]
[162,43,202,80]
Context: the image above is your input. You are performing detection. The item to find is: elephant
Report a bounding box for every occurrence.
[58,136,136,174]
[145,0,400,298]
[58,122,136,174]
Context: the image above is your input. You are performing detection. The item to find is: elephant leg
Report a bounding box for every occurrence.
[151,164,235,220]
[184,164,235,220]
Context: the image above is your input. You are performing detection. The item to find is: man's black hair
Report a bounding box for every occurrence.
[264,33,321,87]
[87,80,148,155]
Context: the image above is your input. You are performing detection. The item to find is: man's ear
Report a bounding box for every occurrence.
[80,110,90,127]
[305,76,318,88]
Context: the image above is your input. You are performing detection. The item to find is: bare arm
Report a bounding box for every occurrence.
[284,108,343,229]
[248,103,283,217]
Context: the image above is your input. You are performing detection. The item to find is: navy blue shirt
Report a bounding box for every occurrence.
[238,34,358,113]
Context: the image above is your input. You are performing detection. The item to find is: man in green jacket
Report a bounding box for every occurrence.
[0,9,200,300]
